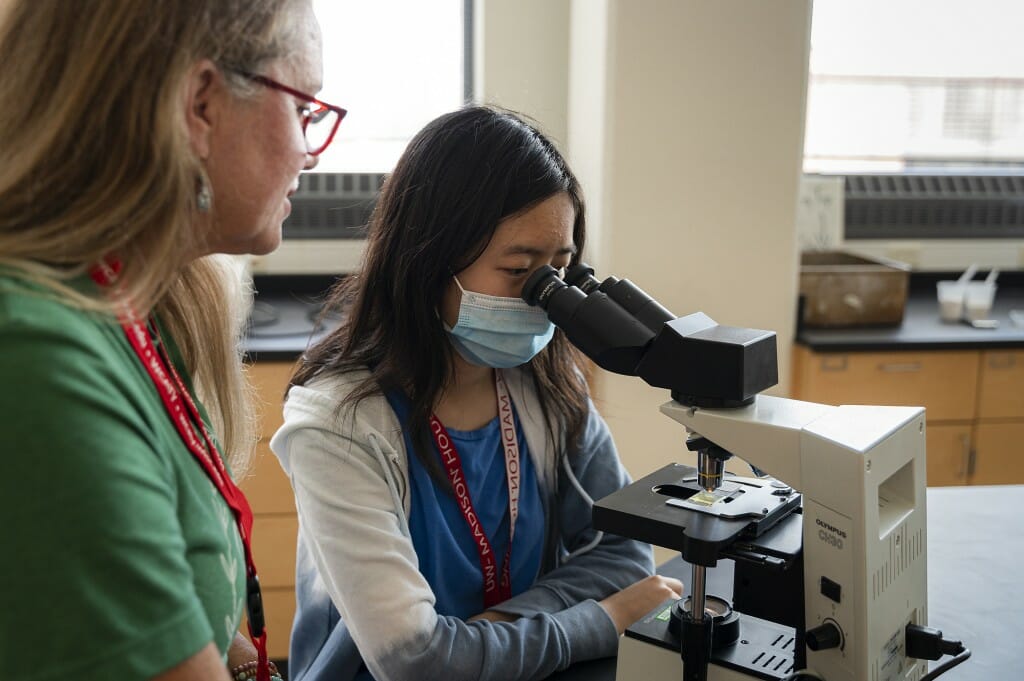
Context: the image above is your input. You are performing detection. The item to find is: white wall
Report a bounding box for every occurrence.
[473,0,571,146]
[477,0,812,482]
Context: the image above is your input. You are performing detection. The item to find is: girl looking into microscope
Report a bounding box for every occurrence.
[271,105,683,681]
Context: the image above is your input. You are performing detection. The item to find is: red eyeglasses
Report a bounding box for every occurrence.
[240,73,347,156]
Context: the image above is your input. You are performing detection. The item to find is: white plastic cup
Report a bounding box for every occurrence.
[936,280,965,322]
[964,281,997,322]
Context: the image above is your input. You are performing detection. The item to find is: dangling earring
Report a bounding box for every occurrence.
[196,176,212,213]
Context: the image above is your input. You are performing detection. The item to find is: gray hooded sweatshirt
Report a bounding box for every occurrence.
[270,366,654,681]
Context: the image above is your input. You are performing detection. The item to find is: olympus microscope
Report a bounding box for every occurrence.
[521,264,962,681]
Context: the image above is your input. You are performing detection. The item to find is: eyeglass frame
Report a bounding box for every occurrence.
[236,72,347,156]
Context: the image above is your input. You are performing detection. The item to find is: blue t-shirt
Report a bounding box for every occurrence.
[386,392,545,618]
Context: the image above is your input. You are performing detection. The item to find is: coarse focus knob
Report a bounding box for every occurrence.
[806,621,843,651]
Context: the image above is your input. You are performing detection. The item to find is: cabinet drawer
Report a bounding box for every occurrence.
[977,350,1024,420]
[252,515,299,588]
[924,423,971,487]
[971,422,1024,486]
[239,441,296,515]
[247,360,298,439]
[792,347,979,421]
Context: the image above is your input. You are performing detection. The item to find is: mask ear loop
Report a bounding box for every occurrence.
[439,272,466,332]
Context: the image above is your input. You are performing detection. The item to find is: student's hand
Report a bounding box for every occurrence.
[598,575,684,634]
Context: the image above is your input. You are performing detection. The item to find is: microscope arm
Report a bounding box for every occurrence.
[660,395,832,490]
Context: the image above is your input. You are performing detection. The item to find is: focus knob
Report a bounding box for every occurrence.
[806,621,843,651]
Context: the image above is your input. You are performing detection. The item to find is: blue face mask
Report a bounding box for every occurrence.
[446,276,556,368]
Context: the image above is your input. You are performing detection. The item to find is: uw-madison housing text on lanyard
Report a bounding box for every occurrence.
[90,261,272,681]
[429,369,521,609]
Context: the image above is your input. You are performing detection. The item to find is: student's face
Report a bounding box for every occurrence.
[201,4,323,257]
[441,191,577,326]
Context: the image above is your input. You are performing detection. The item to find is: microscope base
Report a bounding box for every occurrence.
[616,605,796,681]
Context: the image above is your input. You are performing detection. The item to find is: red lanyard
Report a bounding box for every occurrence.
[429,370,521,609]
[90,262,271,681]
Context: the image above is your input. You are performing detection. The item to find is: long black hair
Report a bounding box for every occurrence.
[293,105,590,485]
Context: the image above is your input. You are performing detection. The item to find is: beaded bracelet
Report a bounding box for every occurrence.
[230,659,282,681]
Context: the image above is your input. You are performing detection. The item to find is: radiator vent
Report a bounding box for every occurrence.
[841,173,1024,239]
[283,172,385,239]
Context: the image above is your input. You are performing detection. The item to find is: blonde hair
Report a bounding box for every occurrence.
[0,0,308,474]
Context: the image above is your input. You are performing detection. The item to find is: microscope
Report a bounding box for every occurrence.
[522,264,931,681]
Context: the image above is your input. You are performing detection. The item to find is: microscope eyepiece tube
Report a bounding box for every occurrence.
[522,265,568,308]
[522,265,657,375]
[563,262,676,335]
[564,263,600,293]
[598,277,676,334]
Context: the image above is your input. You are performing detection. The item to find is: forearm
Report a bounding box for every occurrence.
[361,604,618,681]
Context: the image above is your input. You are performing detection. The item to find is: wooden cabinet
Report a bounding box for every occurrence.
[791,346,979,420]
[924,423,972,487]
[792,345,1024,486]
[239,360,299,660]
[973,350,1024,485]
[977,351,1024,419]
[971,422,1024,485]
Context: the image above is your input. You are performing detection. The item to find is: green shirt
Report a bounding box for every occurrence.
[0,276,245,680]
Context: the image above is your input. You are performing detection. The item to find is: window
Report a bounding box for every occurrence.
[804,0,1024,174]
[311,0,469,173]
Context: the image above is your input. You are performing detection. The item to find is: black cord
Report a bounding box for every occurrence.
[906,623,972,680]
[781,625,971,681]
[919,643,971,681]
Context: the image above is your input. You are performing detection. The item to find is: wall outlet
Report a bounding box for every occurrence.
[796,175,844,251]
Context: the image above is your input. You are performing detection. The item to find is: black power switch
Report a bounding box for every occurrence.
[820,576,842,603]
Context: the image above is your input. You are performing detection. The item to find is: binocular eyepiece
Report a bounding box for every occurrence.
[522,264,657,376]
[523,263,676,335]
[521,262,779,408]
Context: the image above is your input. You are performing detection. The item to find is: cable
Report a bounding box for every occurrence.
[919,644,971,681]
[906,623,972,681]
[781,624,972,681]
[560,455,604,562]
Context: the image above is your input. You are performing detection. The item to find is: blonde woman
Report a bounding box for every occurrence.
[0,1,345,680]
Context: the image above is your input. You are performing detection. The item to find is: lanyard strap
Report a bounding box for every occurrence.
[429,369,521,609]
[90,262,271,681]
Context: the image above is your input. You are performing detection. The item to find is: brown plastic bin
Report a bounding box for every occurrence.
[799,252,910,328]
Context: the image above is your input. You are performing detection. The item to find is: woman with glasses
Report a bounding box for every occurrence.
[271,106,684,681]
[0,2,343,680]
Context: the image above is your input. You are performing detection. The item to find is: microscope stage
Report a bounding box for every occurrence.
[593,463,801,567]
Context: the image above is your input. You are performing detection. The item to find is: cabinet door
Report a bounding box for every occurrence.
[977,351,1024,420]
[241,360,300,661]
[791,346,979,422]
[924,423,972,487]
[248,360,298,439]
[252,515,300,588]
[239,441,296,515]
[971,422,1024,485]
